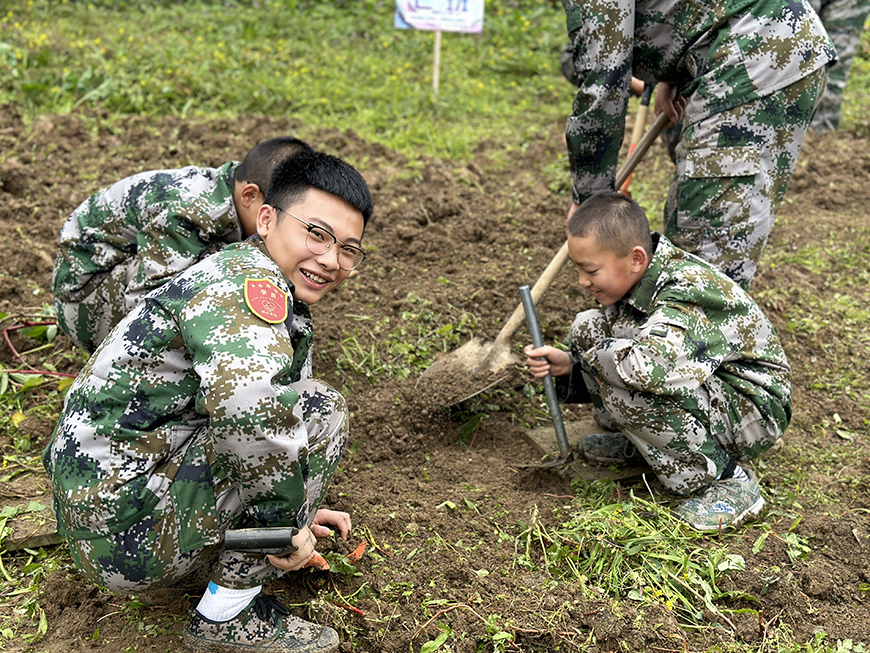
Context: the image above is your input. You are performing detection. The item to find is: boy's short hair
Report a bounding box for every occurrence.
[234,137,314,193]
[265,151,374,228]
[567,191,653,258]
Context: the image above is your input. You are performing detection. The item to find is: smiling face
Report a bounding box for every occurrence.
[256,188,365,305]
[567,233,649,306]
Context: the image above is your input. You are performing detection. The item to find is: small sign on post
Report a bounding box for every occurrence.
[394,1,485,94]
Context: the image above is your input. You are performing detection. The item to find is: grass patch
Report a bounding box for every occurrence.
[0,0,574,161]
[517,481,756,626]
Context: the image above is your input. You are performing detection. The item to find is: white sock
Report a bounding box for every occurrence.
[195,581,261,622]
[726,465,749,482]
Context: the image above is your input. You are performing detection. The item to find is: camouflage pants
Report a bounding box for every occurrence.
[663,66,827,289]
[66,379,349,592]
[571,310,783,495]
[53,262,135,354]
[810,0,870,132]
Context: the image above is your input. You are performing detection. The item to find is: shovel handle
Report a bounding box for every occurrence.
[519,285,570,457]
[619,84,653,195]
[490,110,670,350]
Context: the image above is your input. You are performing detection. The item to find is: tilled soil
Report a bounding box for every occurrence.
[1,104,869,652]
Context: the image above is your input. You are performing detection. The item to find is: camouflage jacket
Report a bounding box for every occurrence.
[560,0,836,204]
[563,233,792,432]
[52,162,243,307]
[43,236,314,542]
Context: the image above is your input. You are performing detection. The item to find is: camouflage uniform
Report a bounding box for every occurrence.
[52,163,246,353]
[810,0,870,131]
[43,236,348,592]
[560,0,836,288]
[556,233,792,495]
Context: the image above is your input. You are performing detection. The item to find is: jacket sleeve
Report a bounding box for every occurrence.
[179,271,308,529]
[581,306,731,398]
[128,201,233,307]
[562,0,634,205]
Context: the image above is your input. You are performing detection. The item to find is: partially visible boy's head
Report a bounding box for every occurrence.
[234,137,314,237]
[566,192,652,306]
[235,137,314,192]
[567,191,652,258]
[256,151,374,306]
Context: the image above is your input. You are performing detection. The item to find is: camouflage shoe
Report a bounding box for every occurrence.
[183,593,339,653]
[673,469,765,532]
[576,432,642,464]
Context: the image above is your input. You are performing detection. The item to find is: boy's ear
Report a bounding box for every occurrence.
[238,182,263,208]
[255,204,275,237]
[630,245,649,273]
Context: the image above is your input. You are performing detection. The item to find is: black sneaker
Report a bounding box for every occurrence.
[183,593,339,653]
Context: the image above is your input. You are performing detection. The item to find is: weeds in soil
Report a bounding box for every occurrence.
[0,539,68,646]
[334,296,476,383]
[517,481,753,627]
[762,222,870,408]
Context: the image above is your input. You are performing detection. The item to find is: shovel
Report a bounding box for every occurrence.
[619,84,652,196]
[420,111,670,406]
[516,284,574,467]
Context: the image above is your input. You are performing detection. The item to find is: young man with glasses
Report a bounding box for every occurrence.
[43,151,373,653]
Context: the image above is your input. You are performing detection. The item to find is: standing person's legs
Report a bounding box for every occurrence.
[664,67,826,288]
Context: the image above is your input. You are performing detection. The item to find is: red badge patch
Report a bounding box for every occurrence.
[244,278,289,323]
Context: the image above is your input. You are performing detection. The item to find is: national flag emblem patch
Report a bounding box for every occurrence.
[244,278,288,323]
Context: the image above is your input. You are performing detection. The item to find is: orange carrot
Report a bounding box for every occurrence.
[345,540,367,563]
[305,552,330,571]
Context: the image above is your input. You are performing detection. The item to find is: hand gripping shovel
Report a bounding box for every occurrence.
[419,111,670,406]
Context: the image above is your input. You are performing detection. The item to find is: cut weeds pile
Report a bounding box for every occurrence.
[0,107,869,653]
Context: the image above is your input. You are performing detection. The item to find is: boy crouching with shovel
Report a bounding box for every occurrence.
[43,151,372,653]
[524,192,792,531]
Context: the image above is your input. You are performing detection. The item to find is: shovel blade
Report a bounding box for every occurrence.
[417,337,518,406]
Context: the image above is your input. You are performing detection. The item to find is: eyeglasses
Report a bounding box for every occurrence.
[273,207,366,271]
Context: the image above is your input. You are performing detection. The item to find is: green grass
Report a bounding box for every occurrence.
[0,0,574,162]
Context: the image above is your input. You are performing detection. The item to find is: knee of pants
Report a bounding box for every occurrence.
[291,378,349,451]
[292,377,347,417]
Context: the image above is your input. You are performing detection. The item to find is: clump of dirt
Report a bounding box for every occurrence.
[1,104,869,652]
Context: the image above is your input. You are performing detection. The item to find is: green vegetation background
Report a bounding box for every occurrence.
[1,0,577,161]
[3,0,863,161]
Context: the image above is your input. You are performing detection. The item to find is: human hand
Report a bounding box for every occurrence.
[312,509,352,541]
[524,345,572,379]
[267,526,317,572]
[654,82,687,127]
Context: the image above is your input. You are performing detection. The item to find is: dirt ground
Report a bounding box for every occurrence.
[1,103,869,652]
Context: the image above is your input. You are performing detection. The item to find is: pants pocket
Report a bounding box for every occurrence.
[675,145,761,231]
[170,440,221,553]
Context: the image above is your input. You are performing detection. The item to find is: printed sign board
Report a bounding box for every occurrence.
[394,0,484,34]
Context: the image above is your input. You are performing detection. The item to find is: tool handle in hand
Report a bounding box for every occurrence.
[224,527,299,556]
[519,285,569,457]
